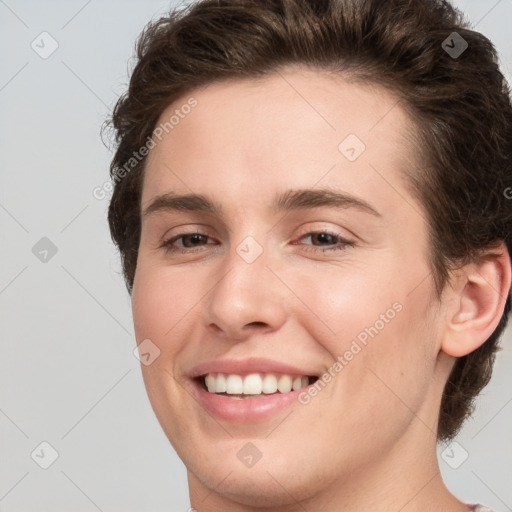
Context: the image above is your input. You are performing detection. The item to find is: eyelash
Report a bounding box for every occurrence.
[159,230,354,254]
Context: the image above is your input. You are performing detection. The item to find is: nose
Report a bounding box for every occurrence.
[204,240,288,341]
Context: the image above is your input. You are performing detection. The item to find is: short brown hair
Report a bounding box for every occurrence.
[106,0,512,441]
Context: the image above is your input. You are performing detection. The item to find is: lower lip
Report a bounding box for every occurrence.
[190,378,307,423]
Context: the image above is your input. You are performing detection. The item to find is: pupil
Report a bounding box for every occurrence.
[316,233,333,245]
[186,234,203,246]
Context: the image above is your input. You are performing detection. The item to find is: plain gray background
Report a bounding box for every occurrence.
[1,1,511,511]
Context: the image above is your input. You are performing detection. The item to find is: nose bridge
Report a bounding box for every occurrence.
[204,234,287,339]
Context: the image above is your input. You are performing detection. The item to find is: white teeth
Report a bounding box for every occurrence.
[243,373,262,395]
[215,373,227,393]
[202,373,312,396]
[205,374,216,393]
[262,374,278,394]
[225,374,243,394]
[277,375,292,393]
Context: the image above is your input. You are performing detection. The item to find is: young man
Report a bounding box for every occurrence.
[106,0,512,510]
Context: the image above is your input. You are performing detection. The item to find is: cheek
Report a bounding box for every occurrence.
[131,265,201,445]
[286,257,401,350]
[132,261,198,343]
[131,264,191,389]
[292,259,436,423]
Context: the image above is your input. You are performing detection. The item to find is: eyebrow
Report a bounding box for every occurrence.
[142,188,381,219]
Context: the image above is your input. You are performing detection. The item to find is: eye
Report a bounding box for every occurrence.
[160,231,215,253]
[295,230,354,252]
[159,229,354,254]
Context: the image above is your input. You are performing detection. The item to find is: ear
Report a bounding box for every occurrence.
[442,244,511,358]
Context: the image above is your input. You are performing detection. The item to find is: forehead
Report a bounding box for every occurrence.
[141,66,419,219]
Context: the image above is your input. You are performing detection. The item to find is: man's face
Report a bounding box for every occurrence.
[132,66,446,506]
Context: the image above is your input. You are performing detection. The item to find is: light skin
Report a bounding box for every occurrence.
[131,65,511,511]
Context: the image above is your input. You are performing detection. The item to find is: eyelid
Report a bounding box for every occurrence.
[160,223,215,241]
[155,214,362,241]
[159,223,354,242]
[295,223,353,239]
[159,227,355,256]
[292,229,355,253]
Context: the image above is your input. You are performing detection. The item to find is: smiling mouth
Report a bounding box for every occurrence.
[197,373,319,399]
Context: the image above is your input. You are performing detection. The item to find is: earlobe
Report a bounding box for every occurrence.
[442,246,511,358]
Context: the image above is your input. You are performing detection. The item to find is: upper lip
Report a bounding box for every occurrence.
[188,357,320,378]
